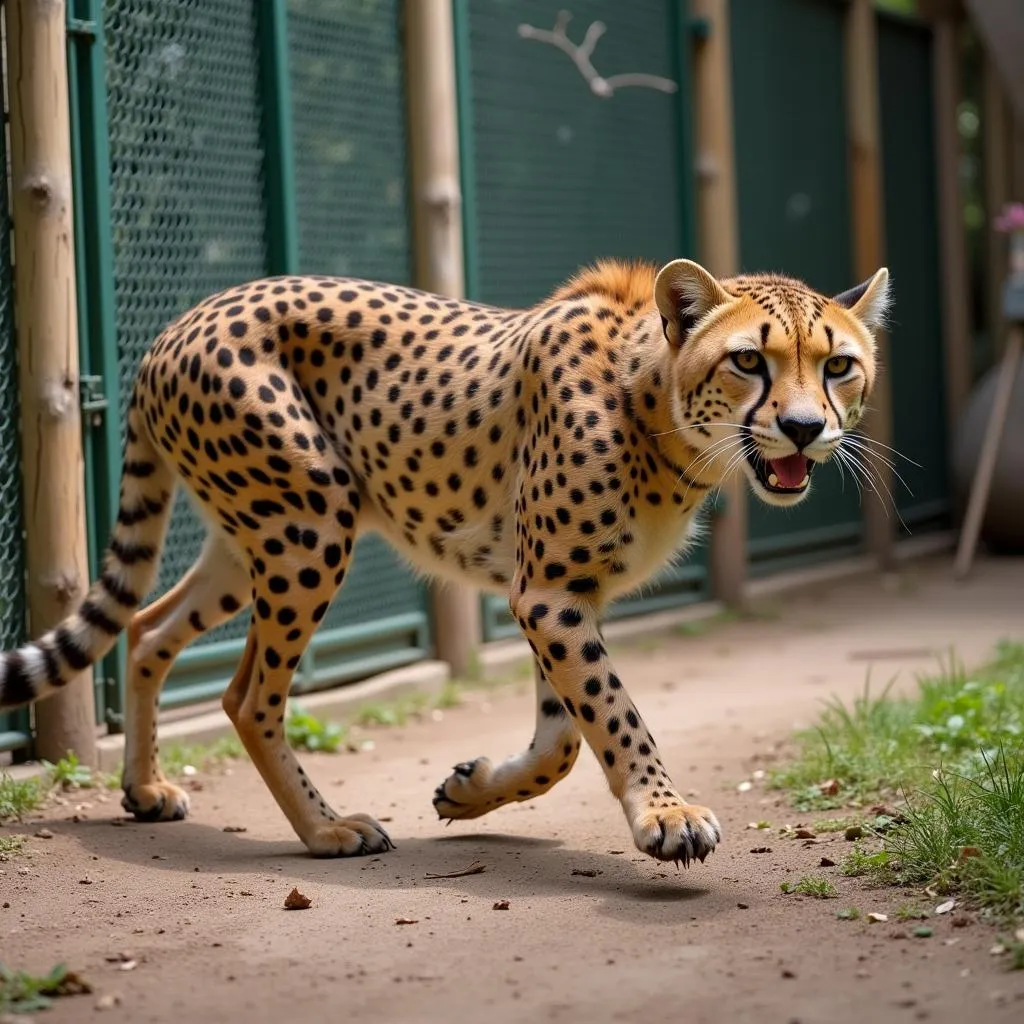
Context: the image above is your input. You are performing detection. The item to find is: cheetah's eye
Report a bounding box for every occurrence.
[825,355,852,377]
[731,350,764,374]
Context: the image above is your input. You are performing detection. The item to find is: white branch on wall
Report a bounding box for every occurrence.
[517,10,678,99]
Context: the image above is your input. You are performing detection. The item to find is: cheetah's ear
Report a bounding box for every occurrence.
[654,259,733,347]
[833,268,891,333]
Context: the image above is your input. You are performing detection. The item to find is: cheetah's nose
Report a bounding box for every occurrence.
[777,417,825,450]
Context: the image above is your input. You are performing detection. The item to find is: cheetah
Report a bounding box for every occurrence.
[0,257,889,863]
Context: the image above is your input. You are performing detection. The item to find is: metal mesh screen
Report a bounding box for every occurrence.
[463,0,686,308]
[731,0,863,568]
[289,0,427,631]
[0,71,24,655]
[104,0,268,644]
[0,37,29,750]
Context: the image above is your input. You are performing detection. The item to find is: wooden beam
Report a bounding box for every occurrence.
[8,0,96,763]
[845,0,894,569]
[933,17,974,435]
[404,0,481,676]
[691,0,746,608]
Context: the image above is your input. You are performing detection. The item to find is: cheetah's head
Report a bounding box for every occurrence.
[654,259,890,508]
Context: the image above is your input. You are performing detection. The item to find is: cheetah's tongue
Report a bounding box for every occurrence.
[768,454,809,489]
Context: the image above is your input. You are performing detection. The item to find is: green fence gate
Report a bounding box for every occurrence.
[0,37,29,757]
[731,0,865,573]
[454,0,708,640]
[877,11,949,532]
[68,0,429,726]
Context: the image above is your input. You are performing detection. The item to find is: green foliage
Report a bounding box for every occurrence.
[0,833,27,856]
[0,963,75,1014]
[771,643,1024,811]
[774,642,1024,925]
[836,906,861,920]
[780,875,838,898]
[285,705,346,753]
[160,736,246,777]
[0,774,43,823]
[42,753,95,790]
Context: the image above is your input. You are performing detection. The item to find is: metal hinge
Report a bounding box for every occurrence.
[80,374,109,425]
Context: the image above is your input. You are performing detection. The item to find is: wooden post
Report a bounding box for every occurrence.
[8,0,97,763]
[404,0,481,677]
[933,17,973,436]
[692,0,746,608]
[844,0,894,570]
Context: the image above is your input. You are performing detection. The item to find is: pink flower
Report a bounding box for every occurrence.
[993,202,1024,232]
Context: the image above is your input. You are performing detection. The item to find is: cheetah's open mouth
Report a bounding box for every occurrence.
[748,451,815,494]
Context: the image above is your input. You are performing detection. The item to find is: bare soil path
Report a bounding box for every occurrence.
[3,555,1024,1024]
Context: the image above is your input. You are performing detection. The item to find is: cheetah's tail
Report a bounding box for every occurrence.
[0,388,175,710]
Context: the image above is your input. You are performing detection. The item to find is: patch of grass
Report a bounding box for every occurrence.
[0,833,27,857]
[894,903,930,922]
[42,753,95,790]
[840,844,896,882]
[0,774,44,823]
[161,735,246,777]
[285,705,346,753]
[813,815,862,833]
[771,643,1024,812]
[836,906,861,920]
[774,641,1024,924]
[0,963,87,1014]
[780,874,838,898]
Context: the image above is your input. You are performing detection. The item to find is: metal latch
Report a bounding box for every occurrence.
[80,374,109,425]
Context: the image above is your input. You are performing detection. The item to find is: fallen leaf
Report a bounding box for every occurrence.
[222,826,247,833]
[750,847,772,854]
[78,877,93,885]
[283,887,312,910]
[820,856,836,867]
[957,846,982,861]
[394,917,419,925]
[571,868,600,877]
[867,912,888,923]
[818,778,839,796]
[736,902,750,910]
[423,861,486,880]
[794,828,817,840]
[493,900,510,910]
[935,900,956,915]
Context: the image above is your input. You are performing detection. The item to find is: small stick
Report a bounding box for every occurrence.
[424,861,487,879]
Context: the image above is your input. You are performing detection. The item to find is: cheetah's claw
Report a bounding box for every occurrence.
[122,781,191,822]
[630,803,721,866]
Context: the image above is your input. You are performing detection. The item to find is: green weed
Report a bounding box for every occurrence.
[780,874,838,898]
[0,833,27,857]
[285,705,346,753]
[0,774,43,823]
[0,962,87,1014]
[161,735,246,777]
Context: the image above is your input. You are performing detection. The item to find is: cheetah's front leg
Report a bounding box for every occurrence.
[433,664,582,819]
[511,589,721,865]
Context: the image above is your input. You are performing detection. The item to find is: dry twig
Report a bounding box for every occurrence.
[424,861,487,879]
[517,10,677,98]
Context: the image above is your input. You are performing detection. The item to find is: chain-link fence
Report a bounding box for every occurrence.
[0,38,29,754]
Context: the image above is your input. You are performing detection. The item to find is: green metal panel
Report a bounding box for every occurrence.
[71,0,431,712]
[0,37,30,756]
[287,0,430,669]
[455,0,706,639]
[877,14,949,532]
[731,0,863,573]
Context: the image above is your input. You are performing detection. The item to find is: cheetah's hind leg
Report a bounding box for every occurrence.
[121,533,251,821]
[433,663,582,820]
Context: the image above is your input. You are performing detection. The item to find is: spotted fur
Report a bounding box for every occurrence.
[0,257,888,861]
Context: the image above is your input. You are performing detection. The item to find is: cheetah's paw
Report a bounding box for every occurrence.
[432,757,498,820]
[121,781,191,822]
[630,803,721,866]
[305,814,395,857]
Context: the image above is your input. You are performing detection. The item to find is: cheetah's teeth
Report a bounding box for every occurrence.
[799,475,810,487]
[768,473,779,488]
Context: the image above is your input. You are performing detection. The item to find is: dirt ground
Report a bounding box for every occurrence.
[3,554,1024,1024]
